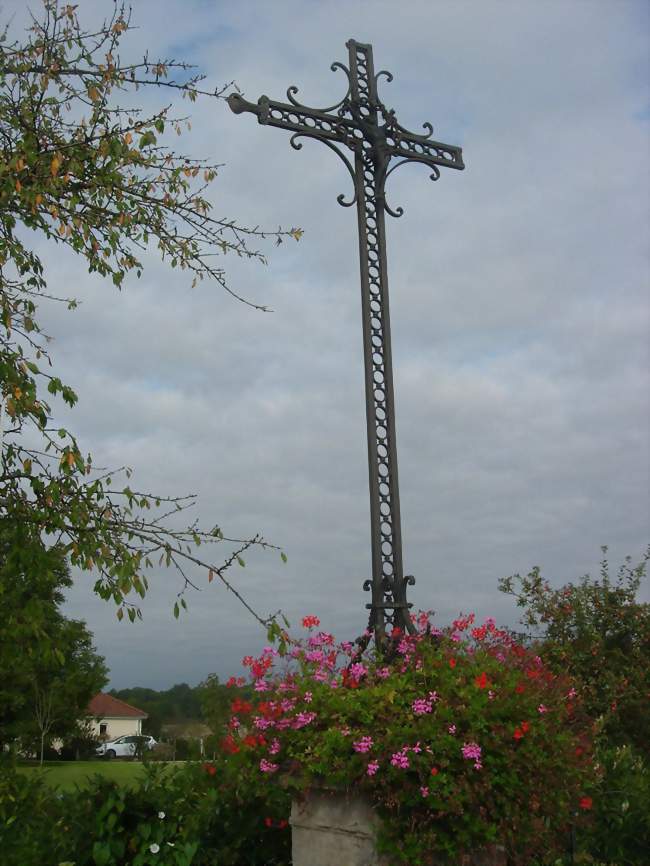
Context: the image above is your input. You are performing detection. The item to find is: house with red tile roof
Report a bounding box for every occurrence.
[87,693,148,741]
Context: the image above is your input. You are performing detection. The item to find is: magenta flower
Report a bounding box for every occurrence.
[420,786,429,797]
[461,742,482,762]
[390,750,410,769]
[366,760,379,776]
[353,735,374,754]
[259,759,279,774]
[412,698,432,715]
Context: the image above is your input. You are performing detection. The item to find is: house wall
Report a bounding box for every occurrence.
[89,716,143,740]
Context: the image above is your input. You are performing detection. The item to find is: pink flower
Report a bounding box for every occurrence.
[254,679,269,692]
[353,736,374,754]
[461,742,482,762]
[269,738,281,755]
[302,615,321,628]
[538,704,548,714]
[420,786,429,798]
[292,711,317,729]
[303,691,313,703]
[412,698,432,715]
[376,667,391,679]
[366,760,379,776]
[349,662,367,680]
[448,724,457,735]
[259,759,279,774]
[390,750,410,769]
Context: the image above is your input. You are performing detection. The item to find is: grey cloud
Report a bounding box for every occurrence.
[4,0,647,687]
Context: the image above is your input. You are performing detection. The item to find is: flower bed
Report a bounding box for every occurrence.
[224,612,596,865]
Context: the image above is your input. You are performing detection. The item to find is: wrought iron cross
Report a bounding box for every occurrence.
[228,39,464,647]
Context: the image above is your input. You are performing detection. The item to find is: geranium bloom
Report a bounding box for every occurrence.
[367,760,379,776]
[538,704,548,714]
[514,727,524,740]
[264,816,273,827]
[430,766,439,776]
[412,697,433,715]
[420,786,429,797]
[461,742,482,762]
[376,666,391,679]
[579,796,593,810]
[474,672,489,689]
[448,657,457,669]
[260,759,279,773]
[448,724,457,735]
[390,750,410,769]
[353,736,374,753]
[302,615,321,628]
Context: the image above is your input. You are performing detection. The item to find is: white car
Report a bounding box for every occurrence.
[95,735,157,759]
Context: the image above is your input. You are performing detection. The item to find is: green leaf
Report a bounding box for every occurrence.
[281,551,288,563]
[173,602,179,619]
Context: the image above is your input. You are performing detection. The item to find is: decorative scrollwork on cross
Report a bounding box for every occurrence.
[228,40,464,648]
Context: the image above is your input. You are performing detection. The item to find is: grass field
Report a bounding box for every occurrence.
[16,760,167,791]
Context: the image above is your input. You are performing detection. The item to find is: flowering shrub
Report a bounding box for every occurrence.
[226,612,596,865]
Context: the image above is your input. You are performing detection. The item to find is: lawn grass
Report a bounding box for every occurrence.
[16,760,169,791]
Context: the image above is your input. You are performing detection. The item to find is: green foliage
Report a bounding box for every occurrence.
[499,548,650,865]
[0,759,290,866]
[227,613,595,865]
[499,547,649,752]
[0,0,295,626]
[0,521,108,753]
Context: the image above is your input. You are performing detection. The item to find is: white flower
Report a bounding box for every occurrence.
[149,843,160,854]
[158,811,165,819]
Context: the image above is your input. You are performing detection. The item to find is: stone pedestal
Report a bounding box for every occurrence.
[291,790,387,866]
[290,789,507,866]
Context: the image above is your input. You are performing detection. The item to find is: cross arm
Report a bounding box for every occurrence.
[227,92,358,152]
[383,113,465,174]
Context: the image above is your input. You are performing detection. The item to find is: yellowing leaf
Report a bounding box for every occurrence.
[208,569,214,583]
[66,451,76,468]
[50,156,61,177]
[290,227,304,242]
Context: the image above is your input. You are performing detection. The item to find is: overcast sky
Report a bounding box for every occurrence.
[6,0,649,690]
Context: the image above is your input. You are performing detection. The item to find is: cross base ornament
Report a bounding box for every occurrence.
[229,40,464,648]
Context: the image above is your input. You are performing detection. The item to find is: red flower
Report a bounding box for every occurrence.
[513,727,524,740]
[430,766,439,776]
[579,796,593,810]
[221,734,240,755]
[515,683,526,694]
[243,734,258,748]
[449,658,457,669]
[279,819,288,829]
[474,672,489,689]
[521,720,530,733]
[301,615,320,628]
[264,817,273,827]
[202,762,217,776]
[575,746,584,757]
